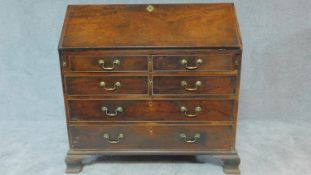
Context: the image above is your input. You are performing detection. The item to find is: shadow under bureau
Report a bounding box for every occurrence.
[58,3,242,175]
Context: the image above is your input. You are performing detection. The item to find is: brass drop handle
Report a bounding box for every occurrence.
[99,81,121,91]
[98,59,120,70]
[180,106,202,118]
[179,133,201,143]
[101,106,123,117]
[180,58,203,70]
[180,80,202,91]
[103,133,124,144]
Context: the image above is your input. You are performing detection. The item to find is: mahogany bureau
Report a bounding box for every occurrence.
[58,3,242,174]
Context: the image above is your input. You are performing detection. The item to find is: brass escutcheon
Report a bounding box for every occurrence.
[146,5,154,12]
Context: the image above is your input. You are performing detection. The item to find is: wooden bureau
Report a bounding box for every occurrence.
[58,3,242,174]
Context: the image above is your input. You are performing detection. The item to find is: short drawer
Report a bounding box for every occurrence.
[69,124,233,150]
[153,54,235,71]
[68,55,148,72]
[153,76,236,95]
[65,76,148,95]
[67,100,234,122]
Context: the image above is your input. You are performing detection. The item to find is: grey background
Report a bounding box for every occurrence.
[0,0,310,174]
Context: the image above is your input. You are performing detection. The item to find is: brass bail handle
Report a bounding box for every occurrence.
[180,106,202,118]
[180,58,203,70]
[98,59,120,70]
[99,81,121,91]
[179,133,201,143]
[180,80,202,91]
[101,106,123,117]
[103,133,124,144]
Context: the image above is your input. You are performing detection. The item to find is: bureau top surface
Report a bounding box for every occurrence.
[59,3,242,50]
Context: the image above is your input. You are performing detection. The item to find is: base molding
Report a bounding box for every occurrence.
[65,150,240,174]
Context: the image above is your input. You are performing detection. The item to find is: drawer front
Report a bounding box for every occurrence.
[68,100,234,122]
[70,124,233,150]
[65,76,148,95]
[153,76,236,95]
[68,55,148,72]
[153,54,235,71]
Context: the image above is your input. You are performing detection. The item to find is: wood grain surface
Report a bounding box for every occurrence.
[59,4,242,49]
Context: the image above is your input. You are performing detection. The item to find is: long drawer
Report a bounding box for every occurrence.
[67,99,234,122]
[69,124,233,150]
[65,76,148,95]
